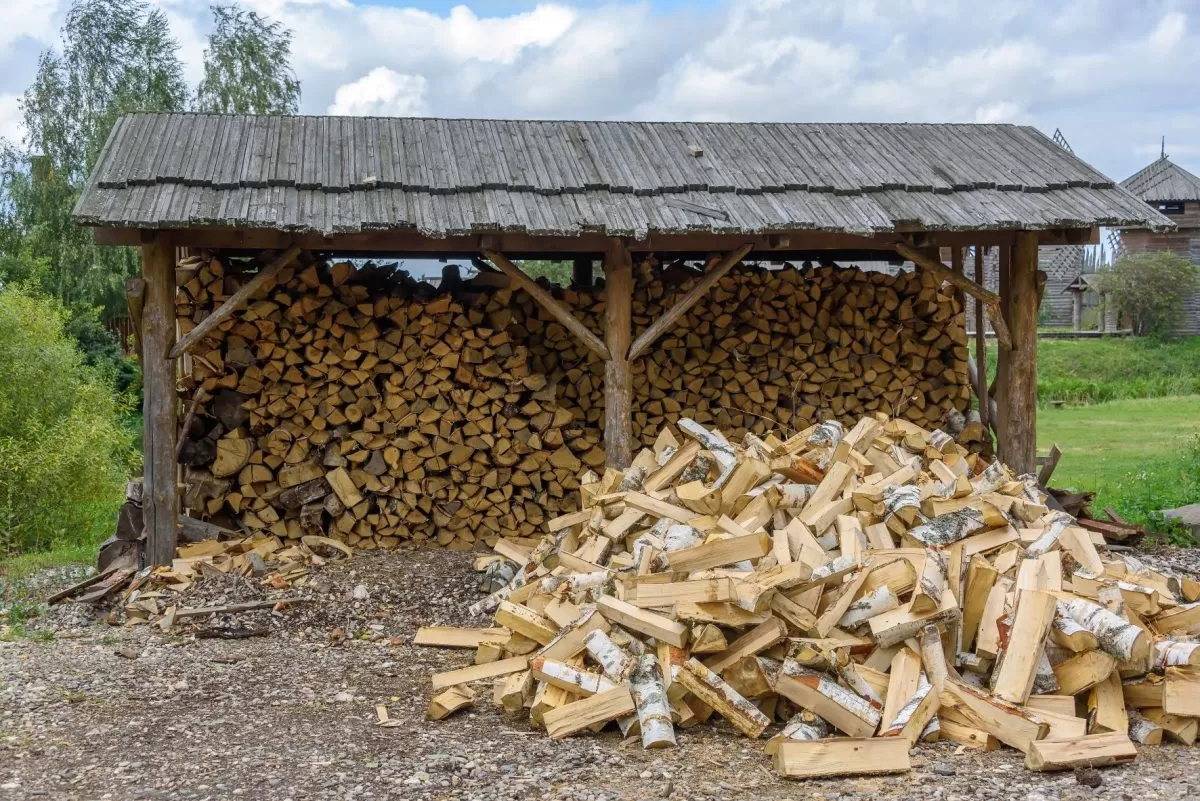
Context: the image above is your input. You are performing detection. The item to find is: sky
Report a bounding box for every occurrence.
[2,0,1200,184]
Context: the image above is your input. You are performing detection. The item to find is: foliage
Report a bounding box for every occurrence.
[519,260,575,286]
[1096,251,1200,338]
[64,307,141,395]
[986,337,1200,405]
[195,4,301,114]
[1038,395,1200,541]
[0,0,187,317]
[0,288,136,556]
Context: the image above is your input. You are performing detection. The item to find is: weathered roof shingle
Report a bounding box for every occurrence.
[1120,155,1200,203]
[74,114,1171,237]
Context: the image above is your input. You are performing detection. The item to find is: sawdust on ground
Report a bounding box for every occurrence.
[3,548,1200,801]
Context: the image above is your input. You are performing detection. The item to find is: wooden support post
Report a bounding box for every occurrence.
[603,240,633,468]
[141,235,179,567]
[573,259,594,289]
[1071,290,1083,332]
[993,243,1012,447]
[125,277,146,366]
[950,246,965,312]
[483,250,610,361]
[973,246,990,435]
[998,233,1038,474]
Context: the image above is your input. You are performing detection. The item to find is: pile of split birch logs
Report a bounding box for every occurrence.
[418,415,1200,779]
[175,254,976,550]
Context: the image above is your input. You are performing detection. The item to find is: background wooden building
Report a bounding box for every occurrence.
[1118,154,1200,335]
[73,114,1168,563]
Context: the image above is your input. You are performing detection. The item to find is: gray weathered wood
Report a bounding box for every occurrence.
[125,277,146,365]
[168,244,301,359]
[604,239,633,468]
[142,236,179,567]
[628,244,753,360]
[482,249,611,361]
[973,246,990,434]
[1001,232,1039,474]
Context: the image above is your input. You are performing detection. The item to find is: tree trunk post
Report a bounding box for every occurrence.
[973,246,990,436]
[141,235,179,566]
[999,232,1039,474]
[1072,290,1082,332]
[603,240,633,468]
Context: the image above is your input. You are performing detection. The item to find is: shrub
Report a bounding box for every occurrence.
[0,288,137,555]
[1096,251,1200,338]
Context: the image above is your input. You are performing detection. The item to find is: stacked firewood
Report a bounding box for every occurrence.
[418,416,1200,778]
[175,255,973,550]
[519,261,973,443]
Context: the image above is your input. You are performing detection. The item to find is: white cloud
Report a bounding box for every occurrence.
[328,67,429,116]
[0,0,61,50]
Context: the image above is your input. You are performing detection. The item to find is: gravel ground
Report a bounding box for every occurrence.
[4,548,1200,801]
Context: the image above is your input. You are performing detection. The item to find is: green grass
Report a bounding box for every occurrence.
[1038,395,1200,538]
[987,337,1200,405]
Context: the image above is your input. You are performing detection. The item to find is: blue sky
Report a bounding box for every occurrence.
[3,0,1200,184]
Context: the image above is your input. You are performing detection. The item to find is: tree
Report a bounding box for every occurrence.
[1097,251,1200,338]
[195,5,301,114]
[0,0,187,317]
[520,260,580,286]
[0,288,136,554]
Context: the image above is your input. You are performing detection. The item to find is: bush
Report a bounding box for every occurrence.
[0,288,137,555]
[1097,251,1200,338]
[64,307,141,396]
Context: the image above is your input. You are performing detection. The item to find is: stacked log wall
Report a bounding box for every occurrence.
[176,256,970,550]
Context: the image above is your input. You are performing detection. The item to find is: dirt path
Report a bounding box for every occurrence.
[3,550,1199,801]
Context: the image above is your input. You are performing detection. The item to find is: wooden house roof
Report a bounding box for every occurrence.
[1120,156,1200,203]
[74,114,1170,238]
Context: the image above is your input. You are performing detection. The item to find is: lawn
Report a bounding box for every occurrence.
[987,337,1200,405]
[1038,395,1200,533]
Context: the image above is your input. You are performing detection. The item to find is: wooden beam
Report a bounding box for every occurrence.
[168,244,301,359]
[483,249,611,361]
[125,277,145,366]
[603,239,634,467]
[895,242,1011,350]
[141,235,179,566]
[993,243,1013,446]
[973,246,990,434]
[1000,232,1039,474]
[628,244,752,360]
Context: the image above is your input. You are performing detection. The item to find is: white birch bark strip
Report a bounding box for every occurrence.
[914,547,948,609]
[663,524,705,552]
[839,661,884,710]
[617,466,647,492]
[1025,512,1073,559]
[1051,609,1097,651]
[1061,598,1147,661]
[919,623,949,695]
[907,508,986,546]
[838,585,899,629]
[882,484,922,522]
[1128,710,1163,745]
[469,568,527,616]
[631,653,675,749]
[584,629,634,680]
[567,571,610,592]
[1032,649,1060,695]
[920,715,941,742]
[1154,638,1200,669]
[780,660,883,730]
[678,419,737,489]
[779,710,830,741]
[878,675,931,737]
[529,657,617,695]
[970,459,1011,494]
[679,658,771,737]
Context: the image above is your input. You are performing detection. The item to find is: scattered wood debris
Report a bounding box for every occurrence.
[418,415,1200,779]
[49,534,337,630]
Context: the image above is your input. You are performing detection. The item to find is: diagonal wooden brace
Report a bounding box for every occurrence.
[895,242,1012,351]
[482,249,611,361]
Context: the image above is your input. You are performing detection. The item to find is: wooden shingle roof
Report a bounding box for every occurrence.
[74,114,1171,238]
[1120,156,1200,203]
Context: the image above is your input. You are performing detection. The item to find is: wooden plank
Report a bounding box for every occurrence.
[632,579,737,608]
[431,656,530,690]
[624,492,697,523]
[702,618,787,674]
[628,244,753,360]
[169,244,301,358]
[774,738,910,779]
[943,680,1048,753]
[543,685,635,738]
[1164,667,1200,717]
[141,235,179,566]
[483,249,610,360]
[881,647,921,730]
[414,626,509,648]
[1024,732,1137,772]
[991,589,1057,704]
[596,595,688,647]
[603,239,633,467]
[666,532,770,572]
[774,662,881,738]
